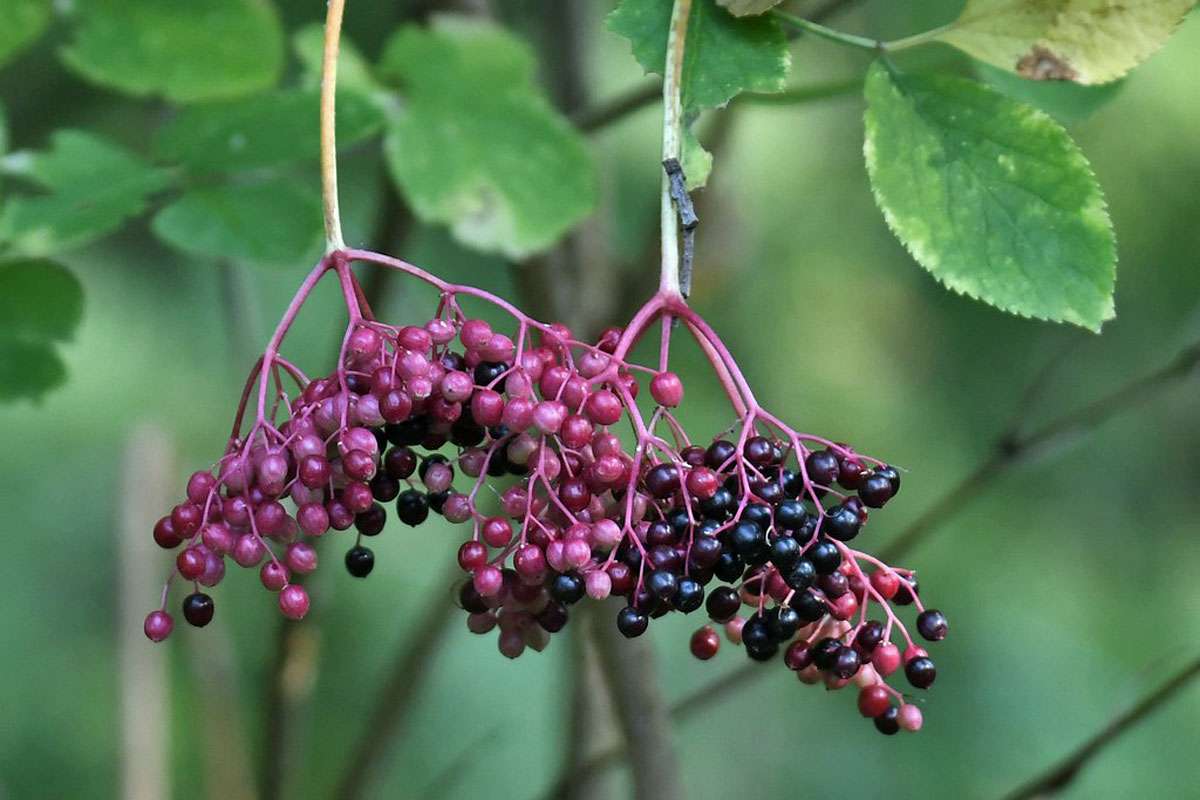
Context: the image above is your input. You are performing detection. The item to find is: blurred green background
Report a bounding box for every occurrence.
[2,1,1199,798]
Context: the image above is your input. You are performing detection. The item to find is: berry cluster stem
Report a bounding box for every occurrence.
[658,0,691,298]
[320,0,347,253]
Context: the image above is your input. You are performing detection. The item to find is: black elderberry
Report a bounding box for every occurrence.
[858,473,894,508]
[917,609,948,641]
[417,454,450,481]
[714,551,744,582]
[371,427,388,453]
[354,503,387,536]
[775,499,809,532]
[769,535,801,570]
[730,521,765,557]
[905,657,937,689]
[792,588,828,622]
[485,448,510,477]
[756,481,784,505]
[742,503,772,530]
[182,592,214,627]
[779,469,802,498]
[811,637,842,670]
[833,646,861,679]
[459,581,489,614]
[688,535,723,569]
[894,574,920,606]
[697,518,722,536]
[804,449,840,486]
[744,436,774,465]
[383,446,417,479]
[488,424,511,441]
[855,620,885,652]
[783,558,817,591]
[874,706,900,735]
[705,439,736,469]
[766,606,801,641]
[645,464,681,498]
[386,416,429,447]
[551,573,585,604]
[647,569,679,601]
[705,586,741,622]
[837,456,868,490]
[345,372,371,395]
[620,543,644,571]
[440,351,466,371]
[876,464,901,494]
[396,489,430,526]
[345,545,375,578]
[745,640,779,662]
[617,606,649,638]
[667,508,691,534]
[537,602,568,633]
[673,578,704,613]
[646,521,676,547]
[473,360,508,386]
[806,539,841,575]
[823,504,861,541]
[818,571,849,599]
[427,490,450,514]
[449,418,486,448]
[742,615,772,650]
[369,473,400,502]
[648,544,682,573]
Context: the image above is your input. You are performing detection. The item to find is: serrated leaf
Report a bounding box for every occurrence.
[717,0,784,16]
[379,16,595,259]
[0,0,51,69]
[151,177,321,267]
[0,258,83,403]
[292,24,378,92]
[0,130,170,254]
[681,127,713,190]
[0,258,84,342]
[154,89,383,175]
[608,0,790,113]
[863,62,1115,331]
[936,0,1196,85]
[975,61,1123,123]
[60,0,284,102]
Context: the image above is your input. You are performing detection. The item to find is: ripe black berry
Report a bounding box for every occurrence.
[537,602,568,633]
[647,569,678,601]
[833,646,861,679]
[917,609,948,641]
[769,535,800,570]
[807,540,841,574]
[386,416,428,447]
[876,464,901,494]
[783,558,816,591]
[396,489,429,526]
[854,620,885,652]
[369,473,401,502]
[792,588,827,622]
[473,360,507,386]
[730,521,765,557]
[766,606,800,641]
[383,446,417,479]
[775,499,809,531]
[874,705,900,735]
[905,656,937,689]
[705,586,740,622]
[742,503,772,530]
[355,503,387,536]
[714,552,743,582]
[688,535,722,569]
[705,439,736,469]
[804,449,839,486]
[182,592,214,627]
[551,573,585,604]
[858,472,894,508]
[742,615,772,650]
[745,640,779,662]
[823,505,861,541]
[345,545,375,577]
[894,574,920,606]
[459,581,488,614]
[700,488,734,519]
[617,606,648,638]
[811,637,841,670]
[673,578,704,613]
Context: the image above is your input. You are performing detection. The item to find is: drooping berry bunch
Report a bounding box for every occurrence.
[144,249,947,736]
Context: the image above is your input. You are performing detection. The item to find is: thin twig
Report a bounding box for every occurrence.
[657,0,691,298]
[1002,655,1200,800]
[333,562,462,800]
[320,0,347,251]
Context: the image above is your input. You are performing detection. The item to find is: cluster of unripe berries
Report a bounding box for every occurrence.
[145,284,945,736]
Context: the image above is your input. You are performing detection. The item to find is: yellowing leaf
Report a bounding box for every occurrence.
[937,0,1197,85]
[716,0,784,17]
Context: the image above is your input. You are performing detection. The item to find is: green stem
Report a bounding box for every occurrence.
[773,10,953,54]
[659,0,692,298]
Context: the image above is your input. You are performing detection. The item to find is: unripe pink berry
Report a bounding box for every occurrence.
[470,390,505,427]
[186,471,217,505]
[830,591,858,620]
[532,400,567,434]
[199,551,225,587]
[286,542,318,574]
[279,584,310,619]
[144,610,174,642]
[177,546,207,580]
[408,375,433,399]
[232,534,265,567]
[501,396,535,431]
[201,522,235,555]
[443,493,473,523]
[545,540,567,572]
[441,371,474,402]
[563,538,591,568]
[858,685,891,718]
[398,325,433,352]
[724,616,746,645]
[506,433,538,466]
[514,544,547,578]
[467,612,497,634]
[354,393,385,427]
[426,317,456,345]
[380,389,413,423]
[348,327,382,360]
[561,375,589,409]
[498,628,526,659]
[423,462,453,493]
[341,427,378,456]
[481,333,515,363]
[591,519,623,549]
[904,644,929,663]
[560,414,593,449]
[474,565,504,597]
[899,703,924,732]
[578,351,609,378]
[650,372,684,407]
[585,571,612,599]
[295,503,329,537]
[260,560,289,591]
[873,643,901,676]
[342,482,373,514]
[482,517,513,548]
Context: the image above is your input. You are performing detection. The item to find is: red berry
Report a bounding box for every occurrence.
[857,685,891,718]
[690,626,720,660]
[649,372,684,407]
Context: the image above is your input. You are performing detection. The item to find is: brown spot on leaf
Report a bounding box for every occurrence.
[1016,46,1079,81]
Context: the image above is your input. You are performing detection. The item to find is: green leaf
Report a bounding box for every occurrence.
[292,24,378,92]
[975,61,1123,123]
[60,0,285,102]
[154,89,384,175]
[0,130,170,254]
[151,177,322,267]
[0,258,84,343]
[936,0,1196,85]
[681,126,713,190]
[717,0,784,16]
[379,16,595,259]
[0,258,84,402]
[0,0,51,69]
[863,62,1115,331]
[607,0,790,113]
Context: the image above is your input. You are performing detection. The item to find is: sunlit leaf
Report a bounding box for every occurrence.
[863,62,1115,330]
[716,0,785,16]
[0,0,51,69]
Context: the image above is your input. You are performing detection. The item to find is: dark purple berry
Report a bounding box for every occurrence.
[706,586,740,622]
[917,609,948,641]
[874,705,900,735]
[182,592,214,627]
[345,545,375,577]
[617,606,648,638]
[905,656,937,689]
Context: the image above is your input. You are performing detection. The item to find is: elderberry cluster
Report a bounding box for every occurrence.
[144,251,948,737]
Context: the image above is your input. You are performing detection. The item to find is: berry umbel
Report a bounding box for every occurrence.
[143,248,947,737]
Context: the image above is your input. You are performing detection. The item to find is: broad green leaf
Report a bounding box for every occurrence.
[717,0,784,16]
[608,0,790,113]
[60,0,285,102]
[0,258,84,342]
[863,62,1115,330]
[976,61,1123,122]
[936,0,1196,85]
[0,0,51,69]
[0,130,170,254]
[0,258,83,402]
[154,89,384,174]
[379,17,595,259]
[681,127,713,190]
[151,177,321,267]
[0,340,67,401]
[292,24,378,92]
